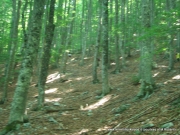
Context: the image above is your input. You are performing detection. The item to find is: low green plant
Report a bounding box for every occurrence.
[131,74,140,85]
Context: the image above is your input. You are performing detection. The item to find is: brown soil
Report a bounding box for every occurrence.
[1,52,180,135]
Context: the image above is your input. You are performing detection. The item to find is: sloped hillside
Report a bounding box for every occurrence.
[0,52,180,135]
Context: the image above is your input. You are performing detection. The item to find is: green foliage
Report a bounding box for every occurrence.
[0,76,5,88]
[131,74,140,85]
[0,52,9,64]
[0,120,22,135]
[50,49,61,63]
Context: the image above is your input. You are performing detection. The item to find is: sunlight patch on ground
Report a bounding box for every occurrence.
[164,80,173,84]
[47,72,59,79]
[84,57,89,60]
[65,79,73,83]
[72,129,89,135]
[172,75,180,80]
[70,58,76,61]
[76,77,83,80]
[87,64,92,67]
[45,88,57,94]
[153,72,159,77]
[158,65,167,68]
[97,125,112,132]
[81,95,112,110]
[46,72,63,83]
[63,88,74,93]
[110,62,116,66]
[75,76,91,81]
[45,98,61,102]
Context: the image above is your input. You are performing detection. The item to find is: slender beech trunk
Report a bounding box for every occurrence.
[54,0,64,67]
[167,0,176,71]
[150,0,155,60]
[8,0,45,123]
[92,0,102,83]
[21,0,34,56]
[80,0,91,66]
[38,0,55,109]
[108,0,113,68]
[101,0,110,95]
[114,0,120,74]
[61,0,76,73]
[1,0,21,103]
[126,0,132,57]
[177,31,180,54]
[137,0,154,99]
[120,0,126,68]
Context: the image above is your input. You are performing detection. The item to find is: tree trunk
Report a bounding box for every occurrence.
[101,0,110,95]
[38,0,55,109]
[114,0,120,74]
[61,0,76,73]
[1,0,21,103]
[80,0,92,66]
[92,0,102,84]
[8,0,45,123]
[167,0,176,71]
[177,31,180,54]
[54,0,63,67]
[108,0,113,68]
[138,47,154,99]
[126,0,132,57]
[120,0,126,68]
[137,0,155,99]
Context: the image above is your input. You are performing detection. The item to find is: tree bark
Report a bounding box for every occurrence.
[38,0,55,109]
[137,0,154,99]
[92,0,102,83]
[8,0,45,123]
[61,0,76,73]
[114,0,120,74]
[167,0,176,71]
[1,0,21,103]
[80,0,92,66]
[101,0,110,95]
[120,0,126,68]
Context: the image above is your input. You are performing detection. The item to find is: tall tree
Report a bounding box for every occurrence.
[8,0,45,123]
[150,0,155,59]
[1,0,21,103]
[167,0,176,71]
[80,0,92,66]
[54,0,64,67]
[113,0,120,74]
[101,0,110,95]
[137,0,155,99]
[126,0,132,57]
[92,0,102,84]
[120,0,126,68]
[21,0,33,56]
[61,0,76,73]
[38,0,55,109]
[108,0,113,68]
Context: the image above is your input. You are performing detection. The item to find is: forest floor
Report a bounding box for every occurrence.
[1,50,180,135]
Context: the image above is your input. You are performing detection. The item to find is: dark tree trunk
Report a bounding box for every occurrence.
[1,0,21,103]
[92,0,102,84]
[8,0,46,123]
[38,0,55,109]
[101,0,110,95]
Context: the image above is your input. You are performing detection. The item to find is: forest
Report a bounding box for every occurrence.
[0,0,180,134]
